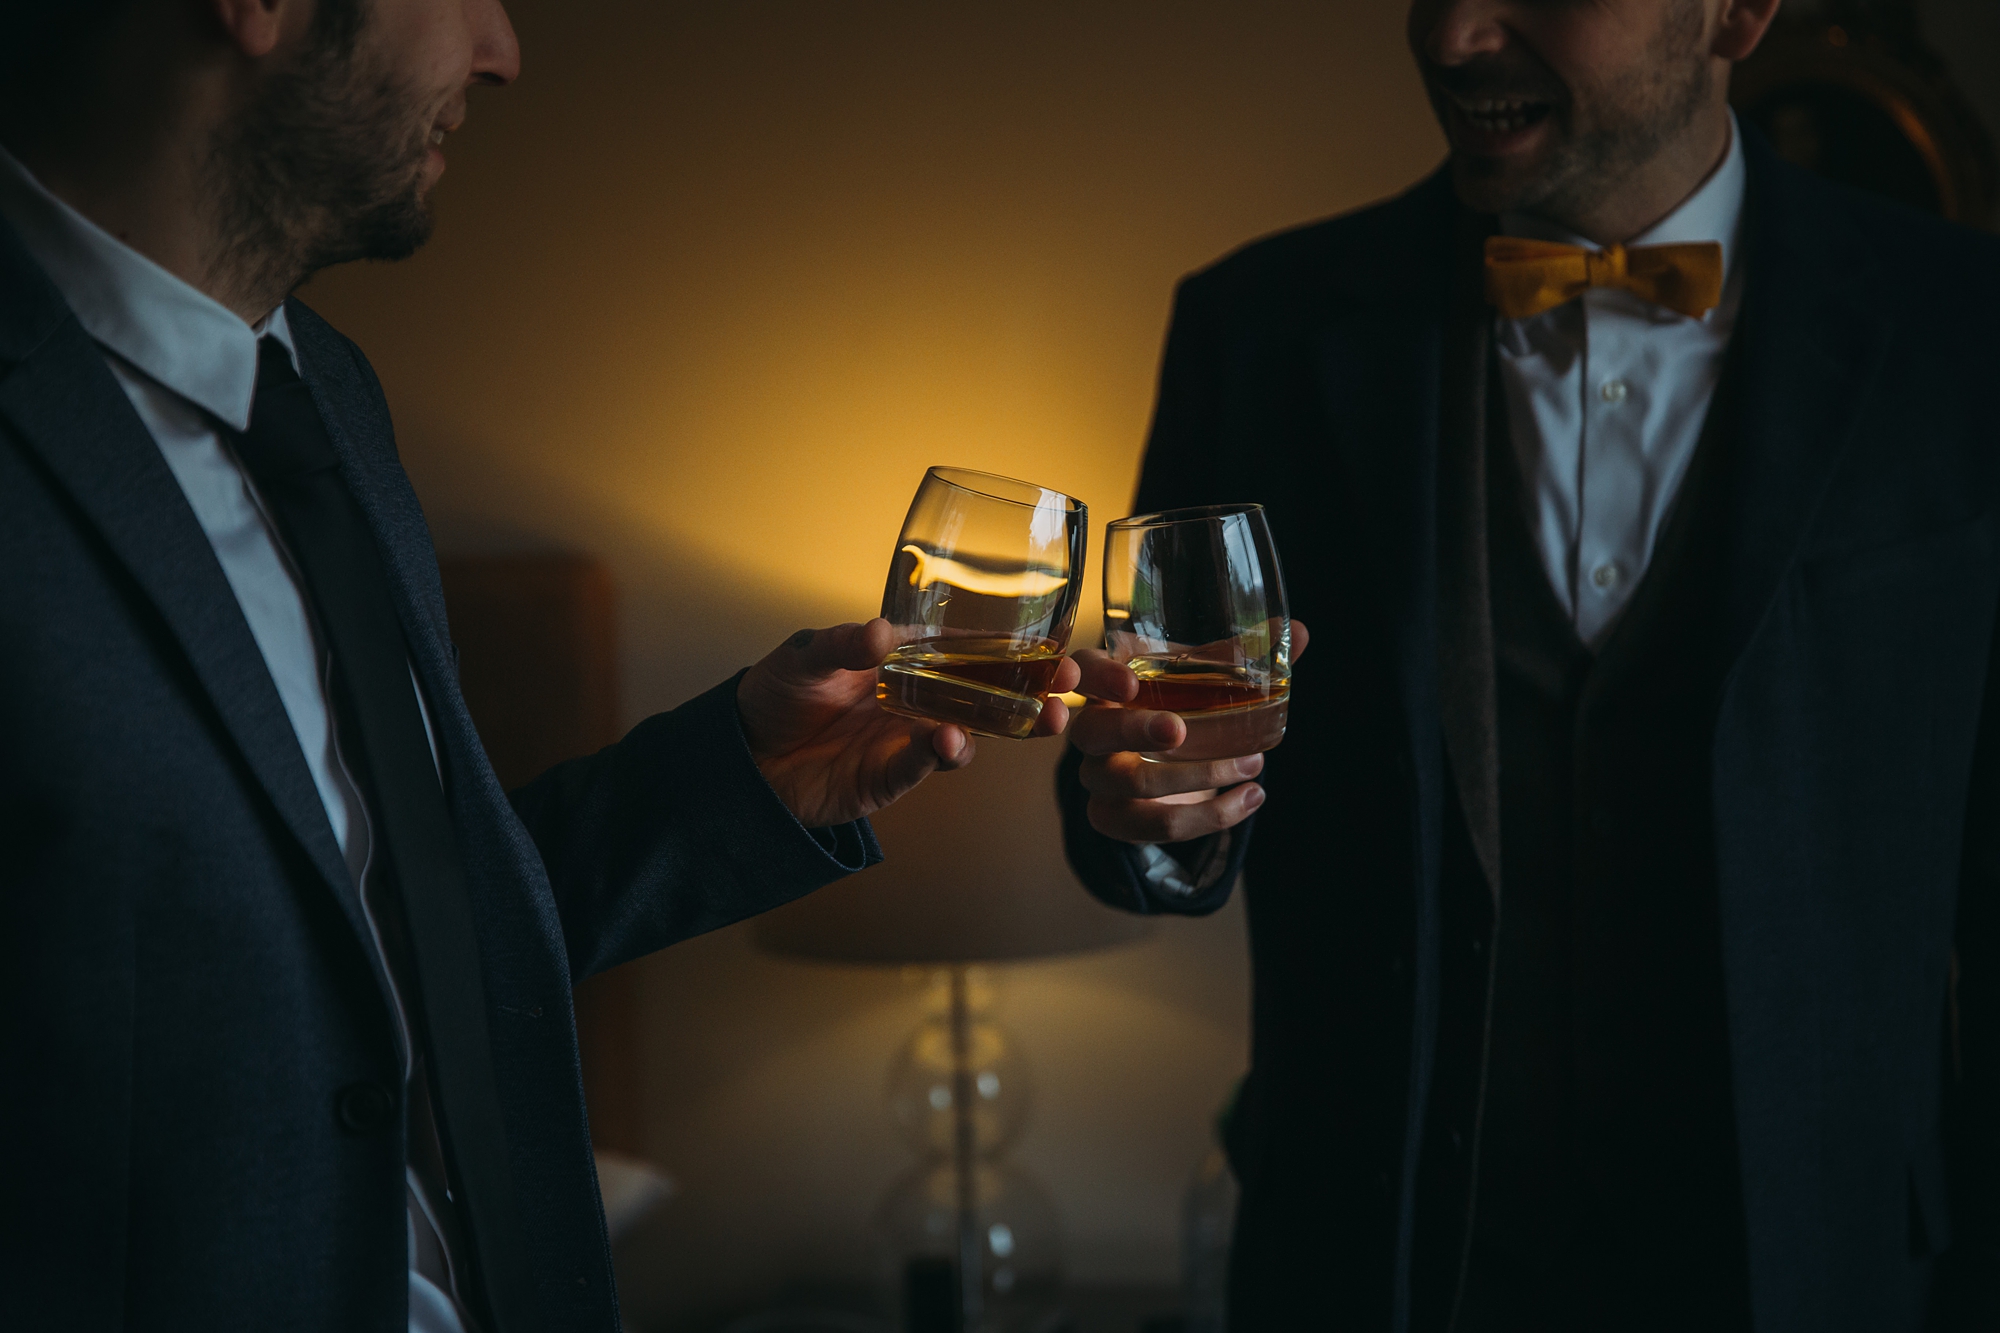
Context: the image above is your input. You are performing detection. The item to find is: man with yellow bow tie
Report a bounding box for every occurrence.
[1060,1,1999,1330]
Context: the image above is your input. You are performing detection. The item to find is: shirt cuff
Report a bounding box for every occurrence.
[1133,830,1234,897]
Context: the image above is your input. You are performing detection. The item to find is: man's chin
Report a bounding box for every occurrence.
[363,213,435,265]
[1449,153,1552,219]
[307,199,435,276]
[353,181,437,263]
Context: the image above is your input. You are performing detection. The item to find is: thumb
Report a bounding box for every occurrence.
[777,619,895,681]
[876,721,974,805]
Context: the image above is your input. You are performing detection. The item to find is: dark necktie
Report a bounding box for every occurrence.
[233,337,534,1331]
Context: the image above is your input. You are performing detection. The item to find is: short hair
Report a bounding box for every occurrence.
[0,0,364,121]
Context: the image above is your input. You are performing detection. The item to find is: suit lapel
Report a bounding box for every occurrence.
[1312,175,1457,726]
[0,227,367,946]
[1312,179,1501,901]
[1435,211,1502,903]
[1718,137,1896,666]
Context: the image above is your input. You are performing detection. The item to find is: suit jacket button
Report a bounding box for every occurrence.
[336,1082,398,1135]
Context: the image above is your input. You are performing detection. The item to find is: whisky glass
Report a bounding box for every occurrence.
[1102,503,1290,762]
[876,467,1087,740]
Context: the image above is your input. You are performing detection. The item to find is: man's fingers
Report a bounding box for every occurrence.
[1291,619,1310,663]
[875,725,942,796]
[779,618,894,679]
[872,720,974,801]
[1050,655,1082,696]
[1031,695,1071,738]
[1070,649,1138,703]
[1079,750,1263,799]
[931,723,975,770]
[1088,782,1265,844]
[1068,703,1185,756]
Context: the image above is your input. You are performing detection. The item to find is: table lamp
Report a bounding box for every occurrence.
[752,733,1146,1333]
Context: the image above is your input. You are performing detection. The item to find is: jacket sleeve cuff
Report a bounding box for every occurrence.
[710,669,882,878]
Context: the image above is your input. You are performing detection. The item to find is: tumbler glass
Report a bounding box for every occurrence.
[876,467,1087,740]
[1101,503,1290,762]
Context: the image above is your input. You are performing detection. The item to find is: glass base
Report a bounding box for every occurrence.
[877,663,1045,740]
[1141,696,1288,763]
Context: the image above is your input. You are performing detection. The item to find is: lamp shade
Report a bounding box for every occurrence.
[752,734,1149,964]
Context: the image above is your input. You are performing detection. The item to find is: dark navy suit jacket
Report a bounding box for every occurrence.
[0,219,878,1331]
[1060,137,2000,1330]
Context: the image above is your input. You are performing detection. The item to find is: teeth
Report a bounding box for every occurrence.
[1460,99,1537,133]
[431,129,446,146]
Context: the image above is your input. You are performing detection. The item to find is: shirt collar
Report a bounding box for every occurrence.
[0,145,295,432]
[1499,109,1748,290]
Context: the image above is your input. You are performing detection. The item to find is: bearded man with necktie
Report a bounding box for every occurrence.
[0,4,1083,1332]
[1061,2,2000,1330]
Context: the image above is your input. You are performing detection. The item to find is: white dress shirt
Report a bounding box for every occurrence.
[0,147,475,1333]
[1496,114,1748,646]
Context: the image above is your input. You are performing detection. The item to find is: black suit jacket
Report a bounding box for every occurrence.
[0,219,878,1331]
[1059,136,2000,1330]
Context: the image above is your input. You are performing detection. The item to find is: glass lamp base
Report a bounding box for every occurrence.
[876,1160,1063,1332]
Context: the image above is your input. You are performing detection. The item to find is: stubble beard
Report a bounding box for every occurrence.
[1450,0,1713,224]
[204,14,439,309]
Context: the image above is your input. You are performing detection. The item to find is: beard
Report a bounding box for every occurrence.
[1433,0,1713,222]
[1527,7,1712,221]
[204,3,440,300]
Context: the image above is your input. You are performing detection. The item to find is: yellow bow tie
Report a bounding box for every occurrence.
[1484,235,1725,321]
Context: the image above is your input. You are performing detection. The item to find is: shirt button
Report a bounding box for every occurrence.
[1591,562,1621,590]
[1600,379,1629,404]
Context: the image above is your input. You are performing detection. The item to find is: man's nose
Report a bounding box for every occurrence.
[1410,0,1511,67]
[470,0,522,86]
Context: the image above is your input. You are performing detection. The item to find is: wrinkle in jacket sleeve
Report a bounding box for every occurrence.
[507,671,880,978]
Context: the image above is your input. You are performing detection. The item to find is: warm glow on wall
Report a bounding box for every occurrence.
[304,2,1443,711]
[566,251,1140,610]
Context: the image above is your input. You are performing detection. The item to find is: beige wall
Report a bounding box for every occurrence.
[303,3,1441,1323]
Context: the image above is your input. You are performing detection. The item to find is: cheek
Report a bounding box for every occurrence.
[372,0,475,100]
[1510,9,1652,105]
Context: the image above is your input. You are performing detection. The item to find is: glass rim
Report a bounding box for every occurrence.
[1106,501,1267,531]
[924,466,1084,514]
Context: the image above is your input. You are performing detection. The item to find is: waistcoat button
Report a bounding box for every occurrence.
[336,1082,398,1135]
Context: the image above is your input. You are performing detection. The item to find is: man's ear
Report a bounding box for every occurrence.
[1714,0,1783,64]
[207,0,296,60]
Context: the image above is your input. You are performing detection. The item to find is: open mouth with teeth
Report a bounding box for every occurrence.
[1464,99,1550,132]
[1448,95,1557,148]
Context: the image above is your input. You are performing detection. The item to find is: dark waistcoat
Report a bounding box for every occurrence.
[1414,351,1753,1332]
